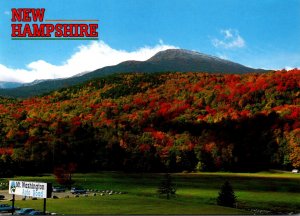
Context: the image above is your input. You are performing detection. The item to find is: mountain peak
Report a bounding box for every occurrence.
[148,49,199,61]
[157,48,200,55]
[147,49,229,63]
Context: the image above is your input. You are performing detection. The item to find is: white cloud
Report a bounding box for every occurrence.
[284,66,297,71]
[212,29,245,49]
[216,53,229,60]
[0,40,177,83]
[223,29,233,39]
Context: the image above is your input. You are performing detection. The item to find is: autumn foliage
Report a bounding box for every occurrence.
[0,69,299,174]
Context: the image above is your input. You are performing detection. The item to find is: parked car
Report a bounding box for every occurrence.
[15,208,35,215]
[71,187,86,194]
[29,210,44,215]
[0,194,5,200]
[52,186,66,192]
[0,204,20,212]
[292,169,299,173]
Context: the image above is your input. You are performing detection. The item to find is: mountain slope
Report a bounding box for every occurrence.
[0,49,264,98]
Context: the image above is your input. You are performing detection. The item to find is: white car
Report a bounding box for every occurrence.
[71,187,86,194]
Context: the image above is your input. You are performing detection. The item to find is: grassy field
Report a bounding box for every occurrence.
[1,171,300,214]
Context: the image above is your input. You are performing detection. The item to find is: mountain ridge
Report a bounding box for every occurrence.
[0,81,23,89]
[0,49,266,98]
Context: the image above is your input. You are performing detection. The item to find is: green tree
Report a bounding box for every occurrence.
[157,173,176,199]
[217,180,237,207]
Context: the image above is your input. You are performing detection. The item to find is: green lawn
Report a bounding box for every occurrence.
[4,195,248,215]
[1,171,300,214]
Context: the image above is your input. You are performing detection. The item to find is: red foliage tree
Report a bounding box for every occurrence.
[53,163,77,188]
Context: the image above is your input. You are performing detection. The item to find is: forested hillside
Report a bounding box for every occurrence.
[0,69,299,175]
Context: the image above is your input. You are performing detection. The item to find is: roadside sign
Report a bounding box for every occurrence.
[9,181,52,198]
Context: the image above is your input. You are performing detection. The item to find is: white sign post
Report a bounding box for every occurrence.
[8,180,52,214]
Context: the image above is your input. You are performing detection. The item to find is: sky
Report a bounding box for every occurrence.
[0,0,299,83]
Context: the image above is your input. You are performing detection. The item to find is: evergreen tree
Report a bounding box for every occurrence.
[217,181,237,207]
[157,173,176,199]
